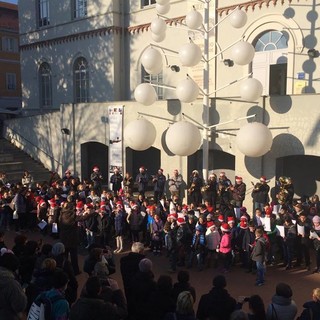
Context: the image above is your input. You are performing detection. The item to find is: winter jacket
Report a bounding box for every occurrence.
[220,233,232,254]
[266,295,297,320]
[251,236,266,263]
[298,300,320,320]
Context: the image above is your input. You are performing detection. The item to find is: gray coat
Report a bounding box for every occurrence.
[266,295,297,320]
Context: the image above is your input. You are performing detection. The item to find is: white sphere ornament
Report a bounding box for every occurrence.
[176,79,199,103]
[141,47,163,75]
[134,83,157,106]
[179,43,202,67]
[229,9,247,28]
[156,0,170,5]
[231,41,255,65]
[151,32,166,43]
[186,10,203,30]
[156,3,170,14]
[150,17,167,36]
[166,121,202,156]
[240,78,263,101]
[124,119,156,151]
[236,122,273,157]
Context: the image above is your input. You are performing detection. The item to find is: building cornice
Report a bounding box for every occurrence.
[20,26,122,51]
[128,16,185,34]
[217,0,294,15]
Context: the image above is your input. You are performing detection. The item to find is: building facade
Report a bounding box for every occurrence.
[4,0,320,205]
[0,1,21,111]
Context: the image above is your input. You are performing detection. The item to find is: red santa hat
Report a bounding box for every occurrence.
[177,217,186,225]
[116,202,123,209]
[227,216,235,224]
[49,199,56,207]
[100,201,106,208]
[220,223,230,232]
[139,166,145,170]
[35,196,42,203]
[39,199,46,207]
[218,214,224,222]
[65,169,71,174]
[206,220,214,228]
[93,166,99,172]
[265,207,272,216]
[85,203,93,209]
[260,176,267,182]
[169,213,177,220]
[131,203,139,210]
[235,176,243,182]
[76,201,84,209]
[240,215,248,221]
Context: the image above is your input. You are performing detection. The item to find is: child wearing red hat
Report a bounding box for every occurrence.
[219,223,232,273]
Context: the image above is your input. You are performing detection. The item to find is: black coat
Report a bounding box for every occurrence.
[196,287,236,320]
[59,203,79,248]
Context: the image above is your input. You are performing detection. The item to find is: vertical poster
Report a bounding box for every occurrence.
[108,106,124,185]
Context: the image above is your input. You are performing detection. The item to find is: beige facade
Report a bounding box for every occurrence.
[3,0,320,208]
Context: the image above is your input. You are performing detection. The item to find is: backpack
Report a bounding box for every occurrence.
[27,292,64,320]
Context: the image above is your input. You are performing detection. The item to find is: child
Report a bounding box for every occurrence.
[251,228,266,286]
[219,223,232,273]
[188,225,206,271]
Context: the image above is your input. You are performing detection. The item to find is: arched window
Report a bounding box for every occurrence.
[73,57,89,103]
[254,30,288,52]
[39,62,52,107]
[252,30,288,96]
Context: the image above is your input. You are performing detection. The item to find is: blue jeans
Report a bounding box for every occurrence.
[256,261,266,284]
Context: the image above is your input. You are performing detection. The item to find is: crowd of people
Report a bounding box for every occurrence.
[0,166,320,319]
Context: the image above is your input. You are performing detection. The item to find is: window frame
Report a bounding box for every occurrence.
[73,0,87,19]
[141,66,163,100]
[142,0,156,7]
[6,73,17,91]
[38,0,50,28]
[73,57,89,103]
[39,62,52,108]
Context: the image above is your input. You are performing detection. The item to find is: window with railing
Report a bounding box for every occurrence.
[73,0,87,19]
[38,0,50,27]
[142,66,163,100]
[39,62,52,107]
[74,57,89,103]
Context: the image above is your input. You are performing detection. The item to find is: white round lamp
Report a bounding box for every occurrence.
[156,3,170,14]
[231,41,255,65]
[166,121,202,156]
[124,119,157,151]
[176,78,199,103]
[150,17,167,36]
[179,43,202,67]
[151,32,166,43]
[141,47,163,75]
[156,0,170,5]
[186,10,203,30]
[229,9,247,28]
[240,78,263,101]
[134,83,157,106]
[236,122,273,157]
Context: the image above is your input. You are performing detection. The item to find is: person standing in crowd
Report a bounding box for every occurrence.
[168,169,184,200]
[59,199,80,275]
[202,173,218,209]
[90,166,103,196]
[310,215,320,273]
[136,166,149,197]
[219,223,232,273]
[127,203,143,243]
[13,186,27,232]
[296,212,311,270]
[266,282,297,320]
[21,170,33,188]
[114,202,125,253]
[251,228,266,286]
[188,225,206,271]
[298,287,320,320]
[110,167,123,195]
[151,213,164,256]
[218,172,232,189]
[152,168,166,204]
[230,176,246,208]
[62,169,74,185]
[123,172,134,195]
[251,176,270,211]
[197,275,236,320]
[188,170,203,207]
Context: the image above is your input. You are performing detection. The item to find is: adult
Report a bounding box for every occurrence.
[218,172,232,189]
[188,170,203,207]
[202,173,218,209]
[172,270,196,303]
[298,287,320,320]
[0,252,27,319]
[196,275,236,320]
[164,291,196,320]
[238,294,266,320]
[12,186,27,232]
[123,172,134,195]
[251,228,266,286]
[231,176,246,208]
[21,170,33,188]
[59,200,80,275]
[266,282,297,320]
[135,166,149,196]
[30,270,70,320]
[168,169,183,199]
[152,168,166,204]
[251,176,270,211]
[110,167,123,195]
[90,166,103,196]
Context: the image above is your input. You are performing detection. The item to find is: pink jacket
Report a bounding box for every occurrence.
[219,233,232,254]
